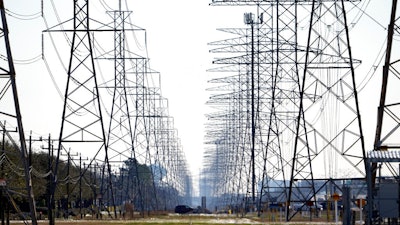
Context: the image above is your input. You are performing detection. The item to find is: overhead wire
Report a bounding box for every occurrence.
[90,2,121,118]
[49,0,72,46]
[42,55,64,100]
[3,9,52,76]
[42,13,68,72]
[350,0,387,31]
[14,54,42,65]
[0,8,56,124]
[316,1,389,100]
[124,0,146,52]
[347,0,388,94]
[5,8,41,20]
[99,0,113,12]
[2,8,43,65]
[357,37,387,93]
[41,14,67,102]
[124,0,163,100]
[93,50,112,117]
[121,2,161,104]
[349,0,371,26]
[324,0,387,177]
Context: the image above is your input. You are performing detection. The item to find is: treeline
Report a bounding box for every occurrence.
[1,140,186,218]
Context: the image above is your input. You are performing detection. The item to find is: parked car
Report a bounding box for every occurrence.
[292,202,323,211]
[175,205,193,214]
[321,201,343,210]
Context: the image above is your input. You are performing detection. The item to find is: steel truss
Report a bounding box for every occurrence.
[288,0,366,220]
[367,1,400,224]
[0,0,37,224]
[96,3,192,210]
[204,0,366,219]
[43,0,192,218]
[44,0,112,222]
[100,7,150,213]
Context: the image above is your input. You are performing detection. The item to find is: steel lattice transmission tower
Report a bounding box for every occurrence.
[94,1,192,211]
[366,1,400,224]
[102,5,144,211]
[287,0,366,220]
[45,0,112,223]
[98,2,159,211]
[0,1,37,224]
[372,0,400,173]
[205,0,367,218]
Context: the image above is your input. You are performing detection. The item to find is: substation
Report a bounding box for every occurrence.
[0,0,400,225]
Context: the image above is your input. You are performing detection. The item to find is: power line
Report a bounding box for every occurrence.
[5,8,41,20]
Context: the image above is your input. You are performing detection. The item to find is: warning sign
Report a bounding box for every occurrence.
[332,193,340,201]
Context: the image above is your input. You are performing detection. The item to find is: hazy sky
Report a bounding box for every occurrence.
[3,0,394,179]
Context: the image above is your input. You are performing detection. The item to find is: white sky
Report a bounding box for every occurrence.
[3,0,395,182]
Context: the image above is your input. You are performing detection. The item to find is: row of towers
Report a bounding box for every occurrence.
[203,1,400,223]
[0,1,191,224]
[202,0,373,220]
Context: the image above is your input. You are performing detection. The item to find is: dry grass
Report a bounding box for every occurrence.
[11,211,342,225]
